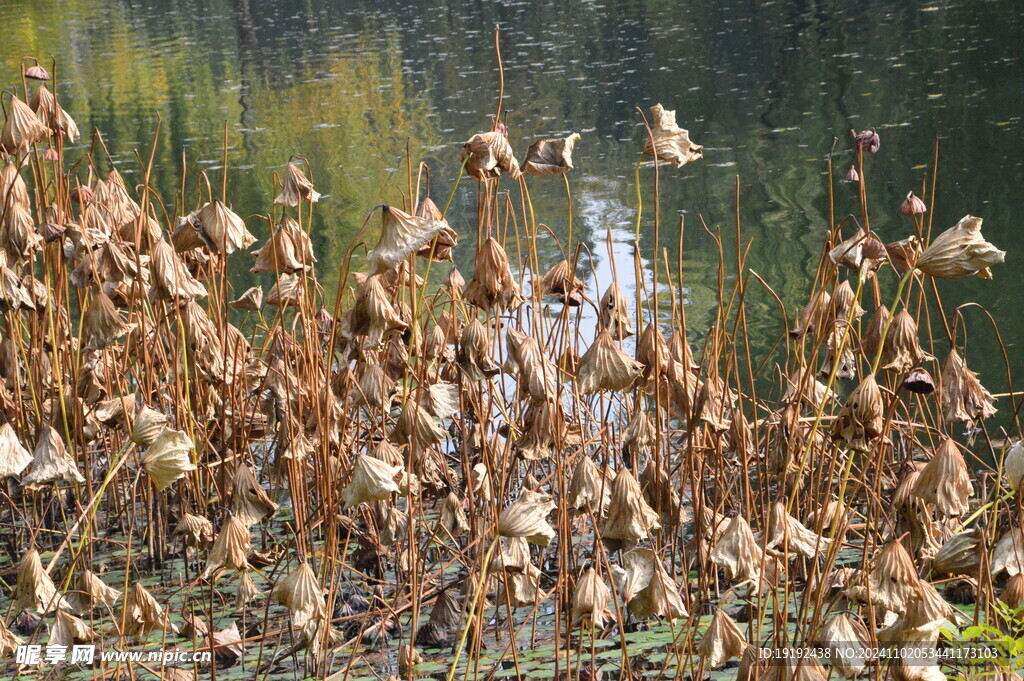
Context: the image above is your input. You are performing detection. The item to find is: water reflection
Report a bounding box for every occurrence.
[3,0,1022,388]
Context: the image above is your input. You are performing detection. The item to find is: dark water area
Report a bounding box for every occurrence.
[5,0,1023,412]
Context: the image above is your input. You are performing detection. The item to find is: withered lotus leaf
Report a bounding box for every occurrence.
[439,492,470,537]
[498,489,556,546]
[504,328,558,402]
[601,468,661,542]
[931,528,981,577]
[391,398,446,446]
[760,501,831,558]
[576,329,644,394]
[911,438,972,517]
[916,215,1004,279]
[368,205,449,273]
[49,611,96,649]
[881,308,933,373]
[697,609,746,668]
[22,424,85,487]
[13,549,73,614]
[940,349,996,424]
[992,527,1024,577]
[538,259,586,306]
[275,161,320,206]
[709,515,763,582]
[790,290,831,337]
[843,539,918,614]
[492,536,532,573]
[598,283,633,339]
[1,203,43,260]
[270,562,327,630]
[124,582,179,637]
[173,513,214,549]
[1006,441,1024,493]
[614,548,656,603]
[464,237,525,311]
[830,374,884,453]
[0,422,31,477]
[150,239,207,300]
[266,273,306,308]
[643,103,703,167]
[29,84,79,142]
[523,132,581,176]
[230,465,278,528]
[142,427,197,492]
[82,291,134,350]
[829,227,886,274]
[415,197,458,261]
[251,216,314,274]
[628,554,688,621]
[816,613,872,678]
[458,318,500,381]
[229,286,263,311]
[188,200,257,255]
[200,515,252,578]
[1,95,49,154]
[568,455,613,515]
[570,567,611,628]
[343,455,402,508]
[130,405,170,447]
[462,131,522,180]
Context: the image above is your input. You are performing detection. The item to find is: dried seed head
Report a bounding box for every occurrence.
[916,215,1004,279]
[853,128,880,153]
[644,103,703,167]
[523,132,581,175]
[576,329,644,394]
[911,438,973,517]
[902,367,935,395]
[899,191,927,216]
[831,374,884,452]
[843,165,859,182]
[940,348,996,424]
[274,161,320,206]
[461,131,521,180]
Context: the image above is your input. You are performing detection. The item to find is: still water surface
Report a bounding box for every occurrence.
[5,0,1023,404]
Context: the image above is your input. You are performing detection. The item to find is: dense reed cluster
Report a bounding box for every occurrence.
[0,50,1021,681]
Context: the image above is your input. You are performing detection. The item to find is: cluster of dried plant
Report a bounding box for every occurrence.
[0,45,1021,681]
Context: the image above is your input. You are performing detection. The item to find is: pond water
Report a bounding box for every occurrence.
[4,0,1023,397]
